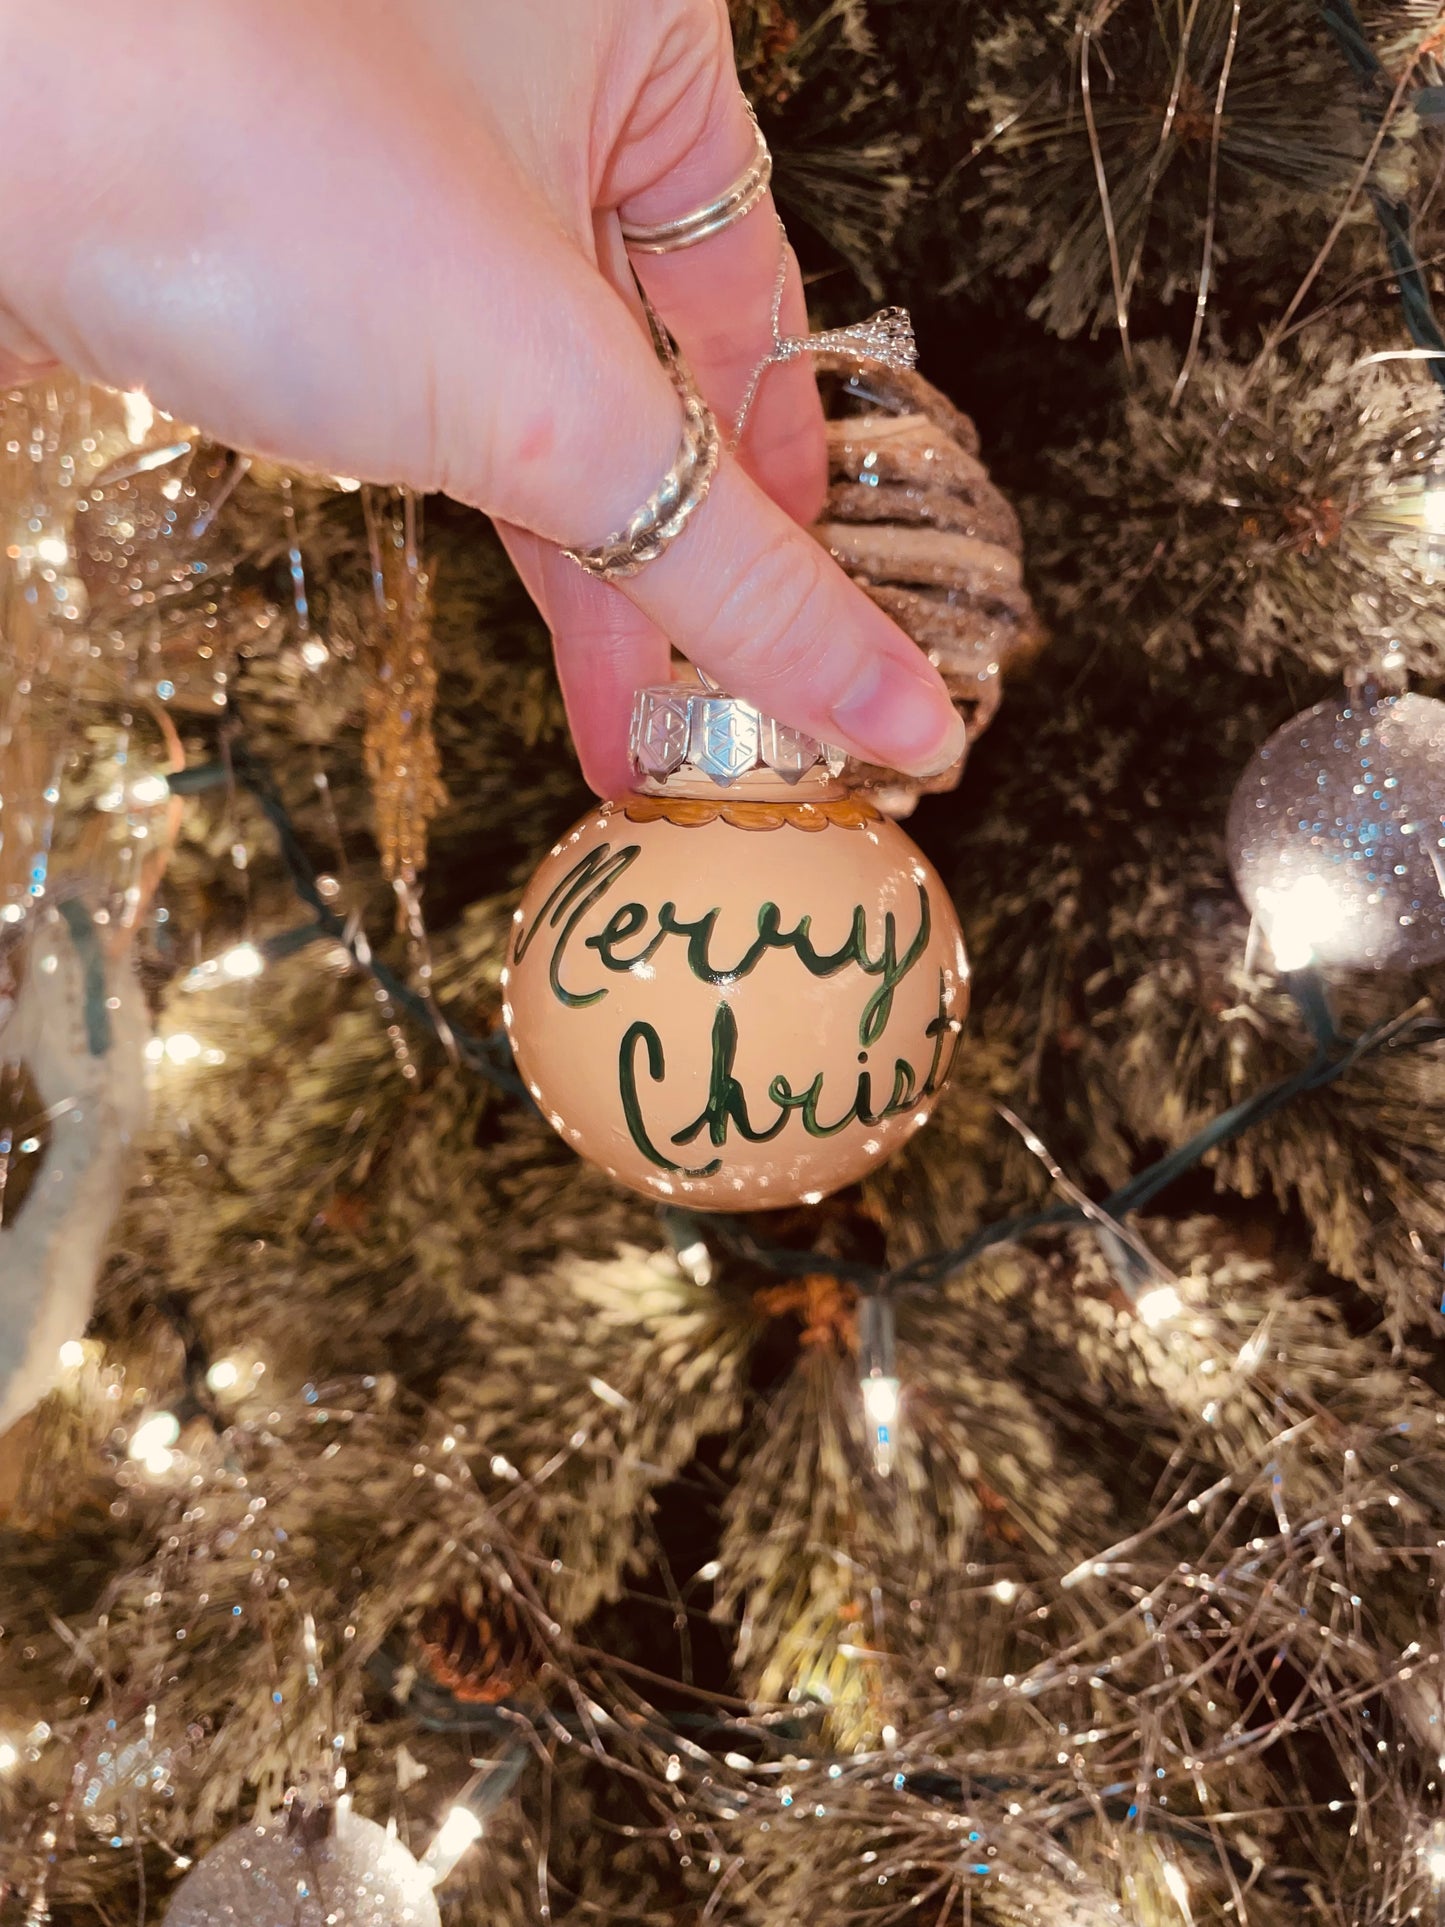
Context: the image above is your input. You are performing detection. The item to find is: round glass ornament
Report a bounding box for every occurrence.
[1226,688,1445,971]
[502,682,970,1210]
[164,1805,440,1927]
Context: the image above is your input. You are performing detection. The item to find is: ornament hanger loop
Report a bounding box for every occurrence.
[730,217,919,448]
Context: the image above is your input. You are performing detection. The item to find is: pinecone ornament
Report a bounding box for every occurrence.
[415,1585,538,1706]
[811,357,1043,815]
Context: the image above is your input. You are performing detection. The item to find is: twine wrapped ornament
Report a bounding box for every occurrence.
[811,357,1043,814]
[726,229,1041,816]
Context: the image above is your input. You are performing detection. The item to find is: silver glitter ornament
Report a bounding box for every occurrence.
[1226,690,1445,971]
[165,1806,441,1927]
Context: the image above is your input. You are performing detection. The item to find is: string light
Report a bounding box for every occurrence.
[0,1740,18,1773]
[205,1359,241,1393]
[147,1032,224,1068]
[422,1804,484,1886]
[96,769,173,813]
[675,1239,714,1287]
[1369,455,1445,582]
[57,1339,86,1371]
[184,942,266,991]
[1136,1284,1183,1328]
[858,1295,900,1477]
[1254,876,1351,974]
[1415,480,1445,580]
[128,1411,181,1477]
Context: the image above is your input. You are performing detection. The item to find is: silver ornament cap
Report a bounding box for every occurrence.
[1227,689,1445,972]
[628,679,846,788]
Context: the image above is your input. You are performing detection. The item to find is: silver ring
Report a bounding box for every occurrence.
[560,367,720,581]
[619,111,771,255]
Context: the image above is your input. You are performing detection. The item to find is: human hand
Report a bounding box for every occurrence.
[0,0,963,795]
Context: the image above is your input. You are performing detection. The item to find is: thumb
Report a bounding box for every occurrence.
[518,452,964,795]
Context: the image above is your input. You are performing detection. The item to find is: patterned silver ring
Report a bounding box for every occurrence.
[560,368,720,581]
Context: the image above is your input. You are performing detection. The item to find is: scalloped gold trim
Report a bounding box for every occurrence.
[615,793,881,833]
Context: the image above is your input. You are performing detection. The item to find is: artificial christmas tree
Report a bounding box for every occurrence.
[7,4,1445,1923]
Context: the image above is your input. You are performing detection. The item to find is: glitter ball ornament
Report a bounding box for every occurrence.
[1226,689,1445,971]
[502,683,969,1210]
[165,1806,440,1927]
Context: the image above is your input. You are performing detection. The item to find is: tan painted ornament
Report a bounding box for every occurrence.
[502,685,969,1211]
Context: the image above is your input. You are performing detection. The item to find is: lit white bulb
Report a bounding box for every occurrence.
[1137,1284,1183,1328]
[127,772,172,808]
[129,1412,180,1467]
[0,1740,17,1772]
[1256,874,1350,974]
[861,1373,901,1477]
[675,1240,713,1286]
[34,534,68,567]
[992,1578,1018,1604]
[423,1805,484,1885]
[206,1359,240,1393]
[861,1374,900,1429]
[300,639,330,670]
[1420,487,1445,536]
[163,1032,203,1065]
[57,1339,86,1371]
[219,942,265,981]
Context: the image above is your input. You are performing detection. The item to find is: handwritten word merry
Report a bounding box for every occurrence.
[514,841,932,1049]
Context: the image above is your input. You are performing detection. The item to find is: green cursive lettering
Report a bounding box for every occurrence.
[516,843,642,1008]
[618,1020,721,1176]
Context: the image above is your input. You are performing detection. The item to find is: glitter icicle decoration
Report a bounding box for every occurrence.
[361,486,446,899]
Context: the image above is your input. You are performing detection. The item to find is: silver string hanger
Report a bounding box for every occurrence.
[731,217,919,448]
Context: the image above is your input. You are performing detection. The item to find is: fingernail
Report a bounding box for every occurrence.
[831,661,966,777]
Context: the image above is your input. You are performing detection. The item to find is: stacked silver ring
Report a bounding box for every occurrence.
[563,107,768,582]
[619,114,772,255]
